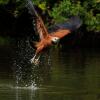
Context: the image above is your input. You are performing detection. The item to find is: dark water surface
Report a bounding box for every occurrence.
[0,43,100,100]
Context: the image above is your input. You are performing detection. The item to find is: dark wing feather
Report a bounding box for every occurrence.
[49,16,82,38]
[35,17,49,40]
[25,0,49,40]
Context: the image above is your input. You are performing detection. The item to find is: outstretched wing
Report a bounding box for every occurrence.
[35,16,49,40]
[51,29,71,38]
[50,16,82,39]
[25,0,48,40]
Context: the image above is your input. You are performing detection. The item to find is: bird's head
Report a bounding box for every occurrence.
[51,37,60,45]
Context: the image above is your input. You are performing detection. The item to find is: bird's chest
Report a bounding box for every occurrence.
[43,39,51,47]
[39,37,51,47]
[38,37,52,49]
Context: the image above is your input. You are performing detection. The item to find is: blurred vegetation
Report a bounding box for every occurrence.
[0,0,99,32]
[32,0,100,32]
[0,0,9,4]
[0,36,11,45]
[0,0,100,46]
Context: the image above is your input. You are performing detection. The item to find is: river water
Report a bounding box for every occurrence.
[0,41,100,100]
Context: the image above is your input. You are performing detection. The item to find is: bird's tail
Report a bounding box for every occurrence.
[50,16,82,32]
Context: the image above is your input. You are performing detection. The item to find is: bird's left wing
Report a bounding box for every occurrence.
[51,29,71,39]
[50,16,82,39]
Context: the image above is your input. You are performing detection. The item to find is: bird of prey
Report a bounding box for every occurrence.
[30,16,82,64]
[25,0,82,64]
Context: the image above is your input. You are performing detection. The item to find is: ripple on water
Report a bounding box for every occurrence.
[0,84,38,90]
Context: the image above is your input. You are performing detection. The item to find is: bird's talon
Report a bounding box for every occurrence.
[30,58,39,65]
[30,55,40,65]
[34,59,40,65]
[30,58,35,63]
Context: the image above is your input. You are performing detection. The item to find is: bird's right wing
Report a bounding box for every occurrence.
[35,17,49,40]
[25,0,49,40]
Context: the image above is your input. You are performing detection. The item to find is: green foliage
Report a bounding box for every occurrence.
[50,0,84,22]
[0,0,99,32]
[50,0,100,32]
[0,0,9,4]
[15,0,47,17]
[0,36,10,45]
[82,0,100,32]
[32,0,46,11]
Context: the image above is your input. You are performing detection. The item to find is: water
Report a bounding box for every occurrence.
[0,42,100,100]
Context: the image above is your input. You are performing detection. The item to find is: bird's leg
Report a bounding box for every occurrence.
[33,54,41,65]
[30,44,44,65]
[30,53,41,65]
[30,53,37,63]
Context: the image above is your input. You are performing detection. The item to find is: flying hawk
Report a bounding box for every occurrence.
[30,16,82,64]
[25,0,82,64]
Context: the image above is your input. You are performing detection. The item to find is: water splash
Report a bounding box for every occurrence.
[13,37,52,89]
[14,84,38,90]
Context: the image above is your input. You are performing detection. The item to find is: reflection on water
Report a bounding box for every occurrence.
[1,40,100,100]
